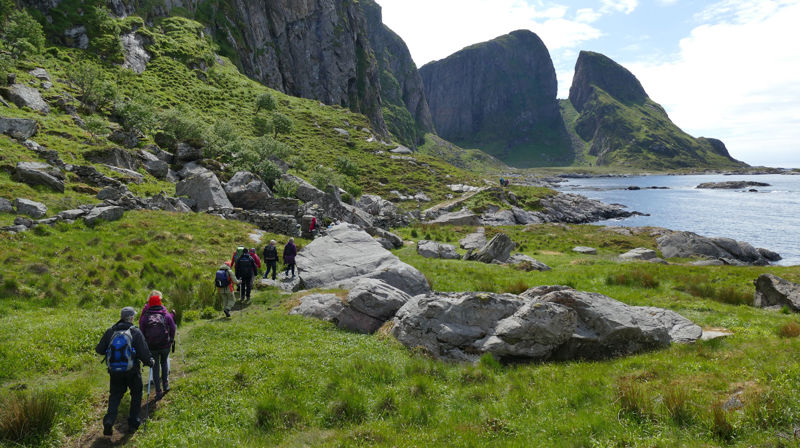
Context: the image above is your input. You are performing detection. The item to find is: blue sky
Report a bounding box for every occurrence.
[376,0,800,167]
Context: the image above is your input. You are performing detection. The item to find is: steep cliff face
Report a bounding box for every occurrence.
[361,0,433,146]
[568,51,745,169]
[419,30,572,168]
[23,0,389,137]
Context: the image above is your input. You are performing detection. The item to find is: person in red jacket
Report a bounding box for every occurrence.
[139,291,176,401]
[249,248,261,275]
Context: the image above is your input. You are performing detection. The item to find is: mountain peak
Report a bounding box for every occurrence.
[569,50,648,112]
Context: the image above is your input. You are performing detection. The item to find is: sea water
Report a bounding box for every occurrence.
[558,174,800,266]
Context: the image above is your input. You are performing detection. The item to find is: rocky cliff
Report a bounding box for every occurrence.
[419,30,572,168]
[567,51,745,169]
[361,0,434,146]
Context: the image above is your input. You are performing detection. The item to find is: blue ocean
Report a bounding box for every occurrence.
[558,174,800,265]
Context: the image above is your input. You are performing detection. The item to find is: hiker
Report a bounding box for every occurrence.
[310,216,317,237]
[235,247,257,302]
[231,246,247,292]
[139,291,176,401]
[95,307,154,436]
[262,240,278,280]
[216,261,239,317]
[283,237,297,279]
[249,248,262,276]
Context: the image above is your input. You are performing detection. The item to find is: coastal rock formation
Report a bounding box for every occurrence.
[296,223,430,296]
[567,51,746,170]
[420,30,570,167]
[753,274,800,312]
[657,231,780,265]
[391,287,701,362]
[696,181,770,189]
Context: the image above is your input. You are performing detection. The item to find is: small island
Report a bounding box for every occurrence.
[696,181,771,189]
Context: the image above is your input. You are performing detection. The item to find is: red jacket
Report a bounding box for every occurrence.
[249,250,261,269]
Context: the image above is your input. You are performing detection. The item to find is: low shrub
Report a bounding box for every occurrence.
[502,279,529,295]
[778,321,800,338]
[605,269,659,288]
[0,391,59,444]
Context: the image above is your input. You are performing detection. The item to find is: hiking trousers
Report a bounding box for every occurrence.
[218,287,235,312]
[263,260,277,280]
[103,368,143,429]
[150,348,170,394]
[239,275,253,301]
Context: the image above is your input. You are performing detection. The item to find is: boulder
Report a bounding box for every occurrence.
[29,68,51,81]
[391,292,577,362]
[83,206,124,225]
[619,247,658,261]
[657,231,776,265]
[296,223,430,296]
[97,185,130,201]
[108,129,141,148]
[366,227,404,249]
[57,209,86,220]
[143,158,169,179]
[754,274,800,312]
[13,162,64,192]
[175,143,203,162]
[3,84,49,113]
[534,288,701,360]
[177,161,210,179]
[281,173,325,203]
[464,233,515,263]
[416,240,460,260]
[103,165,144,184]
[429,209,481,226]
[14,198,47,218]
[144,145,175,164]
[507,254,551,271]
[481,208,517,226]
[336,279,413,333]
[86,148,140,171]
[14,216,34,228]
[289,293,344,322]
[0,198,13,213]
[0,116,38,139]
[460,228,487,250]
[146,193,193,213]
[121,32,151,74]
[224,171,273,210]
[176,171,233,211]
[573,246,597,255]
[355,194,410,228]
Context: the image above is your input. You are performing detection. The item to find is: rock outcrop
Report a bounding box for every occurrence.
[296,223,430,296]
[420,30,570,167]
[416,240,460,260]
[14,198,47,218]
[175,171,233,211]
[14,162,64,192]
[696,181,770,189]
[224,171,273,210]
[464,233,515,264]
[568,51,746,170]
[0,116,38,139]
[657,231,780,265]
[3,84,50,113]
[754,274,800,312]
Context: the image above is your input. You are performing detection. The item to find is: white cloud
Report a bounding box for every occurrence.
[601,0,638,14]
[627,1,800,166]
[575,8,602,23]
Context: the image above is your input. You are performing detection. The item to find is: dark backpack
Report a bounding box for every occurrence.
[236,253,253,276]
[215,269,230,287]
[106,328,136,373]
[142,310,170,349]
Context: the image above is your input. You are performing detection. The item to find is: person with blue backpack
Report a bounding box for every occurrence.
[95,306,154,436]
[215,261,239,318]
[139,291,176,401]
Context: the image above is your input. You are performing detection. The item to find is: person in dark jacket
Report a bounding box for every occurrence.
[262,240,278,280]
[235,249,257,302]
[283,237,297,279]
[96,306,154,436]
[139,291,176,401]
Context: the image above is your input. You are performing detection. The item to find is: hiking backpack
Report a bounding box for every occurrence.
[233,246,246,264]
[106,328,136,373]
[236,253,253,276]
[142,310,170,349]
[215,269,231,288]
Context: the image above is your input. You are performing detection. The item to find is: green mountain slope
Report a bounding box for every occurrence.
[567,51,747,170]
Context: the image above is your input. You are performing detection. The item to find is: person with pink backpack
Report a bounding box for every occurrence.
[139,291,176,401]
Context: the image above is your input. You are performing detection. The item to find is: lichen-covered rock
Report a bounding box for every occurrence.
[507,254,551,271]
[459,227,487,250]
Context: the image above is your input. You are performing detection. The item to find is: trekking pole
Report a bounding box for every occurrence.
[143,365,152,432]
[176,332,187,366]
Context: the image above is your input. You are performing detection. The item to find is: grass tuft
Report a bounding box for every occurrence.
[777,321,800,338]
[616,378,654,421]
[663,384,693,425]
[710,402,734,441]
[0,391,59,445]
[606,269,659,288]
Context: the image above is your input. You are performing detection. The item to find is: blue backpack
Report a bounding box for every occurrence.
[106,328,136,373]
[215,269,230,288]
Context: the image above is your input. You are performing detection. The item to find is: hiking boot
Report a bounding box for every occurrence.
[224,309,231,318]
[163,383,170,393]
[155,391,164,401]
[103,423,113,436]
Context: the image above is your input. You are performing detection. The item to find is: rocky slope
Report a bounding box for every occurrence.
[567,51,747,170]
[419,30,572,168]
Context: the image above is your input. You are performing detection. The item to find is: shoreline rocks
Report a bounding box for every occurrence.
[657,231,780,266]
[696,181,770,189]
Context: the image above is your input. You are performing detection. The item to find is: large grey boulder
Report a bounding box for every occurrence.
[754,274,800,312]
[4,84,49,113]
[417,240,460,260]
[289,294,344,322]
[336,279,412,333]
[0,116,38,139]
[391,292,577,362]
[531,288,701,360]
[14,198,47,218]
[281,173,325,203]
[0,198,13,213]
[429,209,481,226]
[356,194,411,228]
[366,227,404,249]
[224,171,273,210]
[177,161,210,179]
[619,247,658,261]
[85,148,140,171]
[296,223,430,296]
[460,227,487,250]
[175,143,203,162]
[657,231,777,265]
[464,233,515,263]
[507,254,551,271]
[83,206,124,225]
[481,208,517,226]
[573,246,597,255]
[14,162,64,192]
[176,171,233,211]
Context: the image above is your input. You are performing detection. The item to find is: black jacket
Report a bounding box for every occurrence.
[96,321,153,369]
[263,245,278,261]
[235,253,256,278]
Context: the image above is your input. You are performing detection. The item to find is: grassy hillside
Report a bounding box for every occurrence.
[2,214,800,446]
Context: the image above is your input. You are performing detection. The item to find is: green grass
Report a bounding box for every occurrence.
[3,217,800,446]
